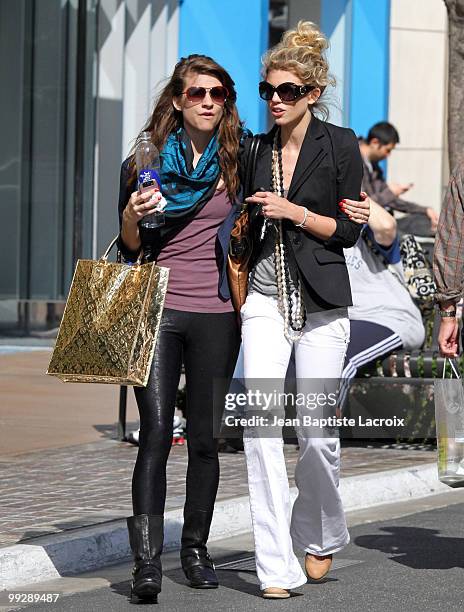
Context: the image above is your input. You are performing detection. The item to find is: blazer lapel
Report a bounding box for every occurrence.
[287,116,327,200]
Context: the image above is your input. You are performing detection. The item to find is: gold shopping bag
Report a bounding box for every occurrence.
[46,236,169,386]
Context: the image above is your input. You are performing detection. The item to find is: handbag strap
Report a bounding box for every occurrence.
[243,135,261,203]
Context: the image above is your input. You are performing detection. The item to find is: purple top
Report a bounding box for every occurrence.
[157,189,234,313]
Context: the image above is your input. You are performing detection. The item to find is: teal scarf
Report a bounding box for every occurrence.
[160,128,221,217]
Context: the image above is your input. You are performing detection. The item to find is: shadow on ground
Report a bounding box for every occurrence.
[355,526,464,569]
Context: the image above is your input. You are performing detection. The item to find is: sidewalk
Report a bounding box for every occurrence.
[0,438,438,549]
[0,348,140,455]
[0,347,449,590]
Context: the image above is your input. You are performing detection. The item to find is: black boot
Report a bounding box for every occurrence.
[126,514,163,602]
[180,508,219,589]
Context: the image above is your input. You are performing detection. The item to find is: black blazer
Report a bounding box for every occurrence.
[250,115,363,313]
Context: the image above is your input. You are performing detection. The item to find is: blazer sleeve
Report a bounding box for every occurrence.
[116,158,142,262]
[325,128,364,249]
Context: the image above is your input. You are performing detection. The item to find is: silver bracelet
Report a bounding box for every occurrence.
[294,207,309,228]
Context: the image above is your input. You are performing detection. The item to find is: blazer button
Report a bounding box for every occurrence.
[293,235,301,246]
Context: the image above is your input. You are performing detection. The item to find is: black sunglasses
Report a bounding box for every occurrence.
[259,81,314,102]
[182,86,229,105]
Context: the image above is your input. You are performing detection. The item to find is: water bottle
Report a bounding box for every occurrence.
[135,131,166,228]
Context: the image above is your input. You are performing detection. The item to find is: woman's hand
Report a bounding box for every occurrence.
[339,192,370,224]
[245,191,300,221]
[122,188,162,226]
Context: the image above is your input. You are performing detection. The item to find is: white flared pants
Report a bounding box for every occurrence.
[239,292,350,590]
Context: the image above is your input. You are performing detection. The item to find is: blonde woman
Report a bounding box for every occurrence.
[241,22,364,598]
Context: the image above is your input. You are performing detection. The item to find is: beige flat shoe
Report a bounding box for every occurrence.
[305,553,333,581]
[262,587,291,599]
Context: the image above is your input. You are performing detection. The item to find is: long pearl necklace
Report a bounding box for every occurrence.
[272,129,306,342]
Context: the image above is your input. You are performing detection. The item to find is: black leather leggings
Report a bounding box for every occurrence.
[132,308,240,516]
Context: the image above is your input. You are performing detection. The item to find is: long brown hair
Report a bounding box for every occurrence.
[128,54,242,197]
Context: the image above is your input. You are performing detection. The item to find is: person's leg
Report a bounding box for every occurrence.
[181,310,240,587]
[290,310,350,576]
[132,309,184,515]
[218,344,245,452]
[241,292,307,591]
[127,309,183,602]
[338,320,403,408]
[343,320,403,379]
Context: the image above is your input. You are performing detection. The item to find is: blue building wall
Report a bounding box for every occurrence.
[178,0,269,134]
[321,0,390,136]
[179,0,390,138]
[348,0,390,139]
[321,0,351,127]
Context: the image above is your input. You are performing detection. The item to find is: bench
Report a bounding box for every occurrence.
[116,310,446,441]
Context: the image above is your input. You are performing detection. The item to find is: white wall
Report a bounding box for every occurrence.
[387,0,448,212]
[93,0,179,256]
[122,0,179,157]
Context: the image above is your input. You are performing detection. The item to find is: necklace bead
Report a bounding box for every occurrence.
[271,129,306,341]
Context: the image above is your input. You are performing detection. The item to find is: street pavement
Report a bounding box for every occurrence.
[3,492,464,612]
[0,348,437,550]
[0,438,436,548]
[1,344,453,605]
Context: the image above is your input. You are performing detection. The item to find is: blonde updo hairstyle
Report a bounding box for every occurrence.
[262,21,335,119]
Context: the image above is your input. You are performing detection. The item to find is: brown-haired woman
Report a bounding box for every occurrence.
[117,54,244,602]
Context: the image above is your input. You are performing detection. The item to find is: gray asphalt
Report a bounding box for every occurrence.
[7,496,464,612]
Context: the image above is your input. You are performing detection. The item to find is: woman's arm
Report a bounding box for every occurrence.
[117,160,140,261]
[117,159,161,261]
[244,194,369,242]
[245,129,364,245]
[285,202,337,240]
[245,190,336,239]
[367,199,397,247]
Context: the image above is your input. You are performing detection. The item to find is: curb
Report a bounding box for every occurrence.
[0,462,451,590]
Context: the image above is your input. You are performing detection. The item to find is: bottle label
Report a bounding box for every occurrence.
[138,169,162,189]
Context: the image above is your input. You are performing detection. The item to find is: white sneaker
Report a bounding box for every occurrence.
[126,429,140,445]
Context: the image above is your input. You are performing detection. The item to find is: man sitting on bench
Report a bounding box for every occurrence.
[359,122,439,236]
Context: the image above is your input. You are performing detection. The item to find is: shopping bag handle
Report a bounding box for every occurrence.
[101,235,143,265]
[102,235,119,260]
[442,357,461,379]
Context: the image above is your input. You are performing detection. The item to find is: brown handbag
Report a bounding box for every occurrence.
[227,135,261,311]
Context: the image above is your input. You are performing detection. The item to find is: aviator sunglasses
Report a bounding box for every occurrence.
[182,85,229,105]
[259,81,314,102]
